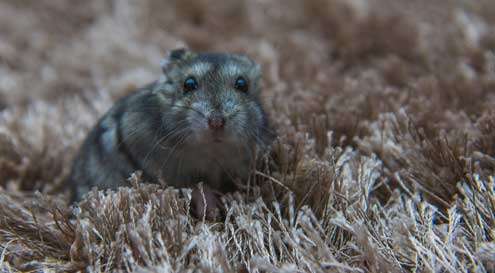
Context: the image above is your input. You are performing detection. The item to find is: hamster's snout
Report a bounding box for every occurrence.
[207,112,226,131]
[206,111,226,143]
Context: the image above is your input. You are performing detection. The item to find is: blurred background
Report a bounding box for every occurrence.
[1,0,493,107]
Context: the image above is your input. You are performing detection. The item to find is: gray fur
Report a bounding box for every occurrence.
[68,50,274,201]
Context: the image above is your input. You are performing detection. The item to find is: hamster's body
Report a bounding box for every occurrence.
[68,50,274,210]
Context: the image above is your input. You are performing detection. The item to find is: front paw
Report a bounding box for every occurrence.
[190,183,224,221]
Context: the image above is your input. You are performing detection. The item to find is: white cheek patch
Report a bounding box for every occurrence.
[220,93,240,114]
[187,101,210,133]
[191,100,211,118]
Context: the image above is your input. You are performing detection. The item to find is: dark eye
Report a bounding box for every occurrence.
[183,76,198,94]
[234,76,248,93]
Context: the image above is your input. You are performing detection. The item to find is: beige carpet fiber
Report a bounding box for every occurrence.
[0,0,495,272]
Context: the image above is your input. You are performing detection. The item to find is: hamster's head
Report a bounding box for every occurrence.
[154,49,274,150]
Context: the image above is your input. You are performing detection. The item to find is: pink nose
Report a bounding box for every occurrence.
[208,113,226,130]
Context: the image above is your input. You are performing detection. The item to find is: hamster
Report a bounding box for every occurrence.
[67,49,274,219]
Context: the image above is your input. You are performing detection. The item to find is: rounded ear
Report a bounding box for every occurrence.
[236,54,261,77]
[169,48,190,60]
[160,48,197,73]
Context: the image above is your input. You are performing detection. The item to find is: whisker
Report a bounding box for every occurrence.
[141,121,190,169]
[159,131,192,176]
[160,134,192,183]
